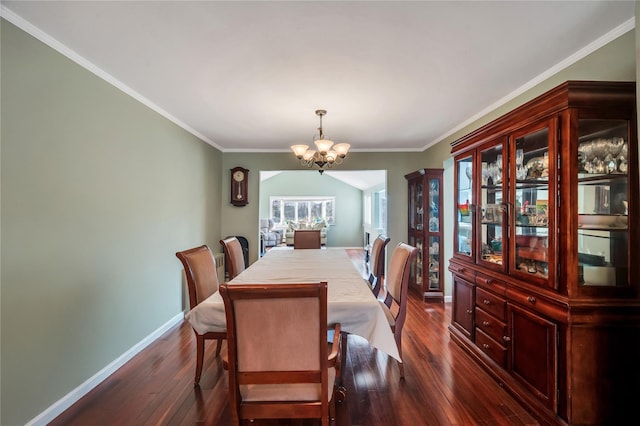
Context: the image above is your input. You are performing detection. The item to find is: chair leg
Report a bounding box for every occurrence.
[215,338,223,356]
[334,331,348,403]
[194,334,205,385]
[329,394,336,421]
[397,359,405,379]
[396,333,405,379]
[339,332,348,387]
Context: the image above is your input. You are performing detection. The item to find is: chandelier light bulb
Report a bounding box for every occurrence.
[291,144,309,158]
[314,138,334,154]
[333,143,350,157]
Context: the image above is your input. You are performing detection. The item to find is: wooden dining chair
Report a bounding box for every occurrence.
[379,242,418,379]
[219,282,340,426]
[220,236,246,279]
[293,229,322,249]
[368,234,391,298]
[175,245,226,385]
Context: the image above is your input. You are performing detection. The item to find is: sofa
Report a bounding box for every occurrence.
[285,220,328,246]
[259,218,284,248]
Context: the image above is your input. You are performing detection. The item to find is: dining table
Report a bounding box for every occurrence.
[186,246,401,362]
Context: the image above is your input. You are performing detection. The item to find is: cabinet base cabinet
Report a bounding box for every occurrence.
[507,303,558,413]
[449,261,475,340]
[451,274,640,425]
[565,311,640,425]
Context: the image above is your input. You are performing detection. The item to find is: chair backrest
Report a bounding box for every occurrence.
[220,237,246,279]
[294,229,321,249]
[383,243,418,331]
[220,282,330,423]
[369,234,391,284]
[259,218,273,232]
[175,245,219,310]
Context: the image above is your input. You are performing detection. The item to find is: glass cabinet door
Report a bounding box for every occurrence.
[408,179,424,232]
[428,235,441,292]
[478,140,506,271]
[427,176,442,295]
[576,119,630,289]
[408,235,424,290]
[509,120,556,288]
[428,177,440,233]
[455,155,474,259]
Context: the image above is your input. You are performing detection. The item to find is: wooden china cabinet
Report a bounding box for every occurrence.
[448,81,639,425]
[406,168,444,301]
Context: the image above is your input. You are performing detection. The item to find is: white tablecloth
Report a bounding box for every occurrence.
[186,247,401,361]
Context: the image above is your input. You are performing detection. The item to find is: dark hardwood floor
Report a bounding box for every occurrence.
[50,250,540,426]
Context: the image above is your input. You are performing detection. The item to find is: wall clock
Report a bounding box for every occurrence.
[230,167,249,206]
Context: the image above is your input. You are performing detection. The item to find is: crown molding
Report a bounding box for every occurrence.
[424,17,636,151]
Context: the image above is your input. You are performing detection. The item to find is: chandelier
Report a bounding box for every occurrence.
[290,109,350,174]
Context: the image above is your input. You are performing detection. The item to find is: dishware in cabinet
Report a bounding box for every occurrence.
[509,119,558,290]
[575,118,635,295]
[478,139,507,273]
[454,156,474,260]
[406,168,444,301]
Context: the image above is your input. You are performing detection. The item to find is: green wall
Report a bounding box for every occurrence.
[259,171,364,247]
[1,13,637,426]
[1,20,222,425]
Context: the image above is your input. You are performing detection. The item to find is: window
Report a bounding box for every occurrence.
[375,189,387,230]
[363,194,372,226]
[270,196,335,226]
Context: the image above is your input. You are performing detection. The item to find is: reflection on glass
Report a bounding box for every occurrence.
[429,178,439,232]
[513,128,550,279]
[480,144,504,267]
[428,236,440,290]
[577,119,629,287]
[456,156,473,256]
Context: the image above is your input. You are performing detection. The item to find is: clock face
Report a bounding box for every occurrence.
[233,170,245,182]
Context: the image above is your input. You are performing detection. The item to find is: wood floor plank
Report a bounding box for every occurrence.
[49,249,540,426]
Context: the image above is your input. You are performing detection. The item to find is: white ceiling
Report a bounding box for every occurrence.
[1,1,636,154]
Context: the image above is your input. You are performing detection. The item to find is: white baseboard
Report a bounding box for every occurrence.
[26,312,184,426]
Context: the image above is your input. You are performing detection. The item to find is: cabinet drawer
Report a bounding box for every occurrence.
[475,273,507,295]
[449,260,476,283]
[476,287,506,320]
[476,328,507,367]
[506,288,566,322]
[475,307,506,343]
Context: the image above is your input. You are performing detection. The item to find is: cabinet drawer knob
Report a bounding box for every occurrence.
[527,296,537,304]
[483,344,490,349]
[457,267,465,273]
[482,321,490,327]
[503,336,511,343]
[486,279,493,285]
[466,309,472,315]
[483,299,491,305]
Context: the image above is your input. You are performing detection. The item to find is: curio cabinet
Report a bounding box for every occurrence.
[449,81,639,425]
[406,168,444,301]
